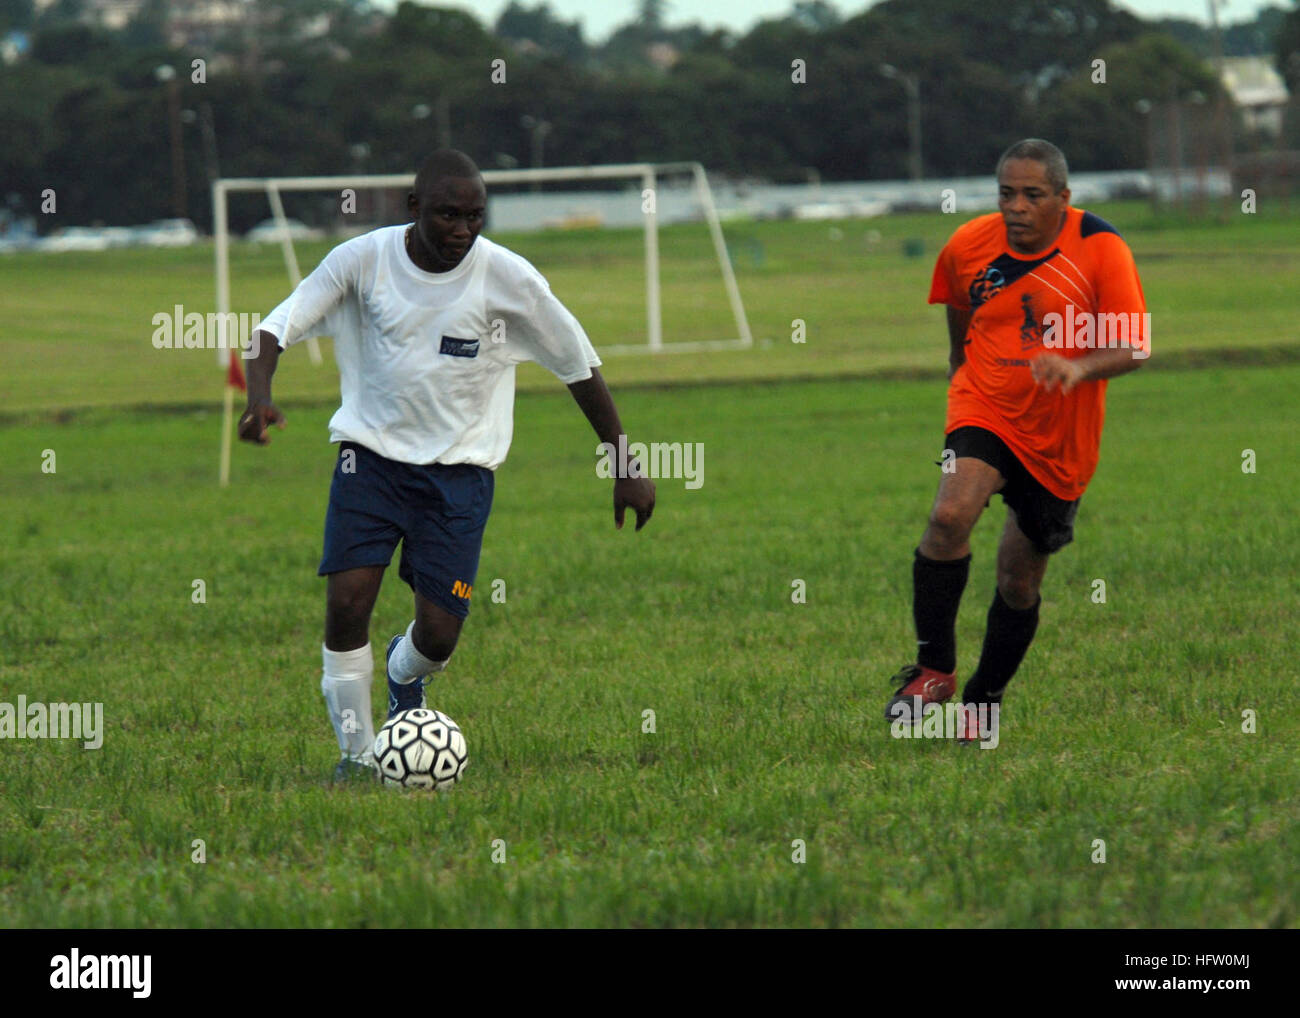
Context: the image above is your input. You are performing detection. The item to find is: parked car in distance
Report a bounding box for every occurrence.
[36,227,114,252]
[132,219,199,247]
[245,217,325,243]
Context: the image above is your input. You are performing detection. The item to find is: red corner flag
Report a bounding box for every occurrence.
[227,349,247,391]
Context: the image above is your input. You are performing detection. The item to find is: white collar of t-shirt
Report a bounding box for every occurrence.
[394,226,483,285]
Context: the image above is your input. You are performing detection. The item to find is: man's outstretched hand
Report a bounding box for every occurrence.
[238,402,286,445]
[614,475,655,531]
[1031,354,1086,395]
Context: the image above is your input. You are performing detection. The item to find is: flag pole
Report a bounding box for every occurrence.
[215,178,234,486]
[220,349,247,486]
[219,383,235,486]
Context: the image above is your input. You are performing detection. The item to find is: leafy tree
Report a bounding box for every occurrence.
[1275,1,1300,89]
[0,0,34,32]
[1034,33,1221,171]
[867,0,1142,80]
[120,0,168,50]
[788,1,840,32]
[365,2,496,61]
[495,2,587,61]
[35,0,84,27]
[1223,5,1288,56]
[30,22,119,66]
[639,0,669,33]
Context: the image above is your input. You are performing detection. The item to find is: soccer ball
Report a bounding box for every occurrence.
[373,708,468,789]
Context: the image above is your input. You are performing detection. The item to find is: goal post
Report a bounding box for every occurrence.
[212,161,754,485]
[212,160,752,356]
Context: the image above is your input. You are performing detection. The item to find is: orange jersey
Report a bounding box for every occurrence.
[929,207,1147,500]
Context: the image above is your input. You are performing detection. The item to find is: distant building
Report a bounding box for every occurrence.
[646,42,680,71]
[1220,56,1289,137]
[166,0,246,49]
[38,0,146,31]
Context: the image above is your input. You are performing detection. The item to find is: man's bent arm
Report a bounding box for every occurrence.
[247,329,281,404]
[568,368,631,468]
[239,329,285,444]
[1032,345,1146,395]
[1076,345,1145,383]
[567,367,656,530]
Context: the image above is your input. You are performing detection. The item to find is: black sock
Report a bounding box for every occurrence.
[912,548,970,674]
[962,588,1040,704]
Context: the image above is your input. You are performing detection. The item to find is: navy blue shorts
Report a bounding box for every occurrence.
[943,426,1080,556]
[318,441,494,619]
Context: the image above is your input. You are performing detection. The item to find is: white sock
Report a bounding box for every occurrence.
[321,643,376,760]
[390,620,449,684]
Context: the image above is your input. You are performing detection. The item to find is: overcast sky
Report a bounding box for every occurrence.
[439,0,1282,43]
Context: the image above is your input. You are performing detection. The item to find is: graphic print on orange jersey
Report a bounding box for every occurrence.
[1018,293,1044,351]
[968,250,1060,309]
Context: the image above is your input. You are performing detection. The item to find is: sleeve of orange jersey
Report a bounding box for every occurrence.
[1093,233,1150,359]
[928,241,968,308]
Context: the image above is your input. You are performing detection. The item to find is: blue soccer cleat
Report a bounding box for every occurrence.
[386,633,429,720]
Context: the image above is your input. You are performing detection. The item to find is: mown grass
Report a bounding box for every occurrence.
[1,361,1295,927]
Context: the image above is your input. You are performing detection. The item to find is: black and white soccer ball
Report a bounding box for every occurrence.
[373,708,468,789]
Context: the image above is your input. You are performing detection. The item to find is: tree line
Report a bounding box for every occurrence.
[2,0,1297,231]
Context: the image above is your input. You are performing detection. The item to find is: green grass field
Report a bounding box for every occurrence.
[1,209,1297,927]
[4,201,1298,415]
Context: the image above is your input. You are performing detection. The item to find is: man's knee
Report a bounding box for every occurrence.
[413,604,463,661]
[927,499,980,547]
[325,571,381,643]
[996,567,1041,610]
[328,584,373,621]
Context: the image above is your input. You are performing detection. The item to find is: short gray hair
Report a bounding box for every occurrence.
[996,139,1068,194]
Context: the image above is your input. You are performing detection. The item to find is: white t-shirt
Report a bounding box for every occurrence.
[259,226,601,469]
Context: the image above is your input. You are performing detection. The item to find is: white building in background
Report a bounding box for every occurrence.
[1220,56,1290,137]
[29,0,247,45]
[32,0,145,30]
[88,0,143,29]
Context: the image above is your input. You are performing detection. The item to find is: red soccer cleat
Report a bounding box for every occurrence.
[883,664,956,723]
[956,703,982,744]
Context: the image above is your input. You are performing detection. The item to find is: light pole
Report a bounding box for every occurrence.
[880,63,922,182]
[412,103,431,188]
[436,94,451,149]
[520,115,552,191]
[181,103,222,186]
[349,142,370,220]
[1208,0,1234,218]
[1136,99,1158,212]
[155,64,187,219]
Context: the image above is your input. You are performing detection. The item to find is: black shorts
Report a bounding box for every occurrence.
[943,426,1080,555]
[318,442,494,619]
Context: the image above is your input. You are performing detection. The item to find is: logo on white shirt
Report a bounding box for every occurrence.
[440,335,480,358]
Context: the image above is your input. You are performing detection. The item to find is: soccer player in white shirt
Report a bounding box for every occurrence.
[238,150,656,781]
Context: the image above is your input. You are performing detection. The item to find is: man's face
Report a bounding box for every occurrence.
[998,158,1070,254]
[408,175,486,271]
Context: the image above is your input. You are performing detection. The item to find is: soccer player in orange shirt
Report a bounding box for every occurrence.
[885,138,1149,743]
